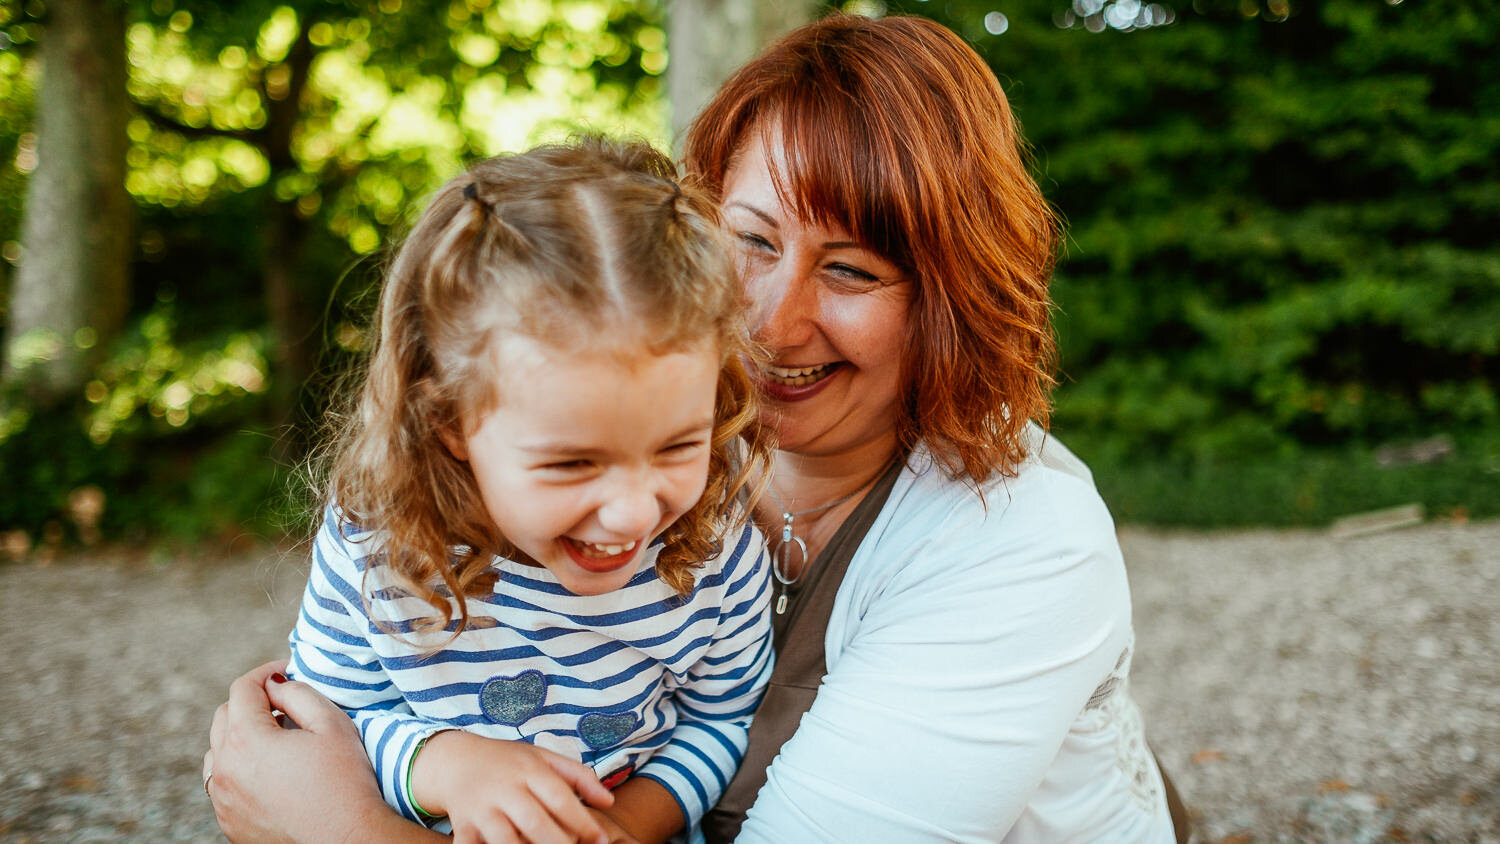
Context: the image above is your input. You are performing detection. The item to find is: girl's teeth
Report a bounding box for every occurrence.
[579,539,637,557]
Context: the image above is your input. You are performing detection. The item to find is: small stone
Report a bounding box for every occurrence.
[1458,744,1478,763]
[46,814,78,834]
[1414,636,1442,659]
[19,771,43,790]
[1402,600,1430,624]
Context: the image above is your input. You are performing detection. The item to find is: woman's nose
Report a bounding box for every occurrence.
[596,477,662,538]
[747,260,816,349]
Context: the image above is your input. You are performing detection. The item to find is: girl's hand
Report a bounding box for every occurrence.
[411,730,616,844]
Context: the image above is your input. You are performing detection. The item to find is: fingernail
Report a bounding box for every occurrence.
[270,672,288,684]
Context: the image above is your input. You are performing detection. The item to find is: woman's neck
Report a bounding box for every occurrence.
[754,432,900,574]
[766,433,899,508]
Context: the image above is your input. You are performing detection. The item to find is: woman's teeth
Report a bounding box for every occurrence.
[574,539,638,558]
[763,363,831,386]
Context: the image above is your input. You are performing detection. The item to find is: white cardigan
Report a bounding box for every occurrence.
[736,430,1175,842]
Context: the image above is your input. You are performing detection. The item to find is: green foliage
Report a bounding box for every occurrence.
[1091,435,1500,526]
[0,309,283,543]
[4,0,1497,539]
[0,49,33,328]
[121,0,667,254]
[893,0,1500,520]
[0,0,667,547]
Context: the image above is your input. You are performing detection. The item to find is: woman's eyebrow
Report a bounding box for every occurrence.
[729,200,861,251]
[726,201,778,230]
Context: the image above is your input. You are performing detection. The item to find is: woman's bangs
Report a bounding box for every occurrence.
[771,93,912,268]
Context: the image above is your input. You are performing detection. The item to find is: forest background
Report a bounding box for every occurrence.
[0,0,1495,553]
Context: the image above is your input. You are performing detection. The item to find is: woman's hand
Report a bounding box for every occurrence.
[587,808,645,844]
[410,730,616,844]
[205,660,439,843]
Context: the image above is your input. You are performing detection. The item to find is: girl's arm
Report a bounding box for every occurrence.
[616,524,775,841]
[289,508,613,841]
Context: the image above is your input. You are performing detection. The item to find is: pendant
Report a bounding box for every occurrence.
[771,513,808,618]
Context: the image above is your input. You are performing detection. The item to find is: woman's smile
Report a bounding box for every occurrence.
[752,360,845,401]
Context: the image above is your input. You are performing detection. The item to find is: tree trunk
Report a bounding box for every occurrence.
[261,27,316,461]
[666,0,820,149]
[4,0,132,404]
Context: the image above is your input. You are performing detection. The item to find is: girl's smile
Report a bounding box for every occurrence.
[441,332,721,596]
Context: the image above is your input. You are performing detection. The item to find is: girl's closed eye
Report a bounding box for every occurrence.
[659,439,708,461]
[535,458,596,477]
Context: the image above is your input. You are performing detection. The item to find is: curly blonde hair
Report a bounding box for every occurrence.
[323,137,768,634]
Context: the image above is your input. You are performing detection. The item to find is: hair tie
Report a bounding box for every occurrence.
[463,182,479,201]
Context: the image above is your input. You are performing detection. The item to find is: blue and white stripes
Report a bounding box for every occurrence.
[288,506,773,829]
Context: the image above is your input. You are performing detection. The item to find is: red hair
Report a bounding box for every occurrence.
[684,14,1058,483]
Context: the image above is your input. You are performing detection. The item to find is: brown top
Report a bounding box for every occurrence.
[701,459,905,843]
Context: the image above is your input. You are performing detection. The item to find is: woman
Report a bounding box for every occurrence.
[206,14,1180,842]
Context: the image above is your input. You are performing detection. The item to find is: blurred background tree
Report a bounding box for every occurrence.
[891,0,1500,523]
[0,0,1495,554]
[0,0,670,547]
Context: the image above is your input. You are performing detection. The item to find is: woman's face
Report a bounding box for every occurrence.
[721,129,912,459]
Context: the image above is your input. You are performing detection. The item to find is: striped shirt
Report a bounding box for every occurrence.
[288,506,774,832]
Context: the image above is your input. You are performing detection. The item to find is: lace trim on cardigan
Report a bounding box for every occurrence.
[1082,636,1160,812]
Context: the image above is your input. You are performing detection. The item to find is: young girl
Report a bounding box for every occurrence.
[286,138,773,844]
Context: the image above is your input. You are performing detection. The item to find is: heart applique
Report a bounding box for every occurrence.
[578,711,641,750]
[479,670,547,726]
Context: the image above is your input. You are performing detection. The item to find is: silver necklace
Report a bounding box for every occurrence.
[765,471,882,616]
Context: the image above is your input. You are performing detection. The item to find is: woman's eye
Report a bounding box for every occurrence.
[737,232,775,252]
[826,263,881,285]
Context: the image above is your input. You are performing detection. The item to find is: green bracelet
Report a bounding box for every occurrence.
[407,737,438,819]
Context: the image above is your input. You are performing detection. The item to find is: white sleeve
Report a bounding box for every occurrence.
[736,473,1131,843]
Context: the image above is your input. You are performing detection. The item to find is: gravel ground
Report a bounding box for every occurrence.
[1,520,1496,843]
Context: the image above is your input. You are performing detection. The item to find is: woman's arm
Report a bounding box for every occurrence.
[735,469,1133,842]
[206,660,445,844]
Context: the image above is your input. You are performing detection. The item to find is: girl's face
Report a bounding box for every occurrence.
[444,333,720,596]
[721,129,912,459]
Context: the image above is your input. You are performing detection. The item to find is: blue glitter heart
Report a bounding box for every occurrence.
[578,711,641,750]
[479,670,547,726]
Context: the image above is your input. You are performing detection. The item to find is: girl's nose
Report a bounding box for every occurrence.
[596,479,662,538]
